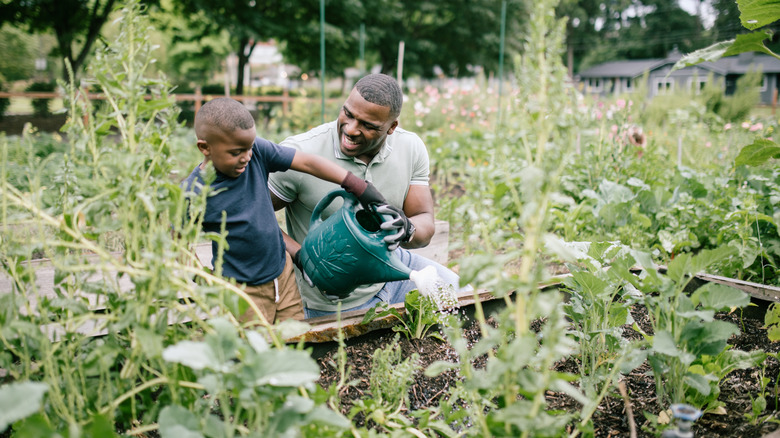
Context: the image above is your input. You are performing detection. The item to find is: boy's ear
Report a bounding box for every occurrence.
[196,139,210,156]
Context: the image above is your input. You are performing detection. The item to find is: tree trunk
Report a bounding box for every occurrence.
[235,38,256,96]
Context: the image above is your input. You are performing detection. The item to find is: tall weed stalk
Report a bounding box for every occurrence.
[426,1,603,436]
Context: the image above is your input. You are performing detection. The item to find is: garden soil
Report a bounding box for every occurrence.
[315,304,780,437]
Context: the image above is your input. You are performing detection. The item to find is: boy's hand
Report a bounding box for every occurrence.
[374,205,416,251]
[341,172,387,210]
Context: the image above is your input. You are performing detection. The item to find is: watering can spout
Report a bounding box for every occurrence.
[298,190,412,299]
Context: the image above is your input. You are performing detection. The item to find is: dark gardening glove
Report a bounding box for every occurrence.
[374,204,416,251]
[291,250,314,287]
[340,172,387,210]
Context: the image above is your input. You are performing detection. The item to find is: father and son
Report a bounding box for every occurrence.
[184,73,467,322]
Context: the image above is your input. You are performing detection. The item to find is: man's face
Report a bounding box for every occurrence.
[197,126,256,178]
[337,88,398,163]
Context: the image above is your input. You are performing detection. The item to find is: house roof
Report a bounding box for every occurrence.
[577,53,780,78]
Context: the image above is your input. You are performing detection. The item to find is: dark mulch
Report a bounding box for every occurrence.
[0,114,68,136]
[315,303,780,437]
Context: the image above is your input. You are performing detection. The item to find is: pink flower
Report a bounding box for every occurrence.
[724,123,732,130]
[449,123,456,130]
[742,121,751,129]
[750,123,763,132]
[705,141,712,148]
[616,99,626,110]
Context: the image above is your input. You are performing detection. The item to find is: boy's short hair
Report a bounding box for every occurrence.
[195,97,255,139]
[354,74,403,120]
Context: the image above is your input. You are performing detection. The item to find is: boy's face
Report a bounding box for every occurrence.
[197,126,256,178]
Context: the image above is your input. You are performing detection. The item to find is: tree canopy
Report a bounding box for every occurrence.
[0,0,119,81]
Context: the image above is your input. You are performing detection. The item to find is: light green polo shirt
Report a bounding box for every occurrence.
[268,121,430,311]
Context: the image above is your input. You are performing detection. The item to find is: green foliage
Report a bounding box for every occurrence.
[0,26,36,81]
[561,242,640,397]
[24,81,56,116]
[612,247,756,412]
[0,3,340,436]
[0,74,9,121]
[368,335,420,409]
[362,289,446,340]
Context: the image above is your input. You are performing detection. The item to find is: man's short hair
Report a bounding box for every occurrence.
[354,74,403,120]
[194,97,255,139]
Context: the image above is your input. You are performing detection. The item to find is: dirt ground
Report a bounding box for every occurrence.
[315,303,780,437]
[0,114,68,136]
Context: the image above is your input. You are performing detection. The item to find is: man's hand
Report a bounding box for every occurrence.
[375,204,416,251]
[341,172,387,210]
[292,250,314,287]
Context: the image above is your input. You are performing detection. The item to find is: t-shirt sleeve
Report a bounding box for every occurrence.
[267,137,301,203]
[410,136,430,186]
[254,137,296,173]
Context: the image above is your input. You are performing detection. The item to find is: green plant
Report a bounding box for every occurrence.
[613,247,757,413]
[561,241,643,398]
[362,289,447,341]
[0,2,341,436]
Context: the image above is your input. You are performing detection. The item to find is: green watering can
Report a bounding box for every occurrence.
[298,189,412,299]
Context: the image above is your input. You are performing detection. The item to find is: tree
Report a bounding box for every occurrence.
[172,0,294,95]
[0,0,119,81]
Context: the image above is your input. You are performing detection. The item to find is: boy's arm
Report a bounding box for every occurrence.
[288,151,387,209]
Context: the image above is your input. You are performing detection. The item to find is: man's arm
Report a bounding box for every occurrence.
[401,185,435,249]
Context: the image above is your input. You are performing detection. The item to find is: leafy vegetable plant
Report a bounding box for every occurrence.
[362,289,447,341]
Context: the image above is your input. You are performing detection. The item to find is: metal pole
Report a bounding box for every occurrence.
[497,0,507,128]
[320,0,326,124]
[359,23,366,74]
[397,41,405,89]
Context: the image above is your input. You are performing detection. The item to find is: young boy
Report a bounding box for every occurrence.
[183,97,387,323]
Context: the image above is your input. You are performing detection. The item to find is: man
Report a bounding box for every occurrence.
[269,73,464,318]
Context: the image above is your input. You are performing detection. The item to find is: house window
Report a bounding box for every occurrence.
[760,75,768,92]
[688,78,708,93]
[624,78,633,91]
[588,78,602,92]
[655,78,674,94]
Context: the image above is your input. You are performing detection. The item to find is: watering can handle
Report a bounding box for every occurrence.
[309,189,357,230]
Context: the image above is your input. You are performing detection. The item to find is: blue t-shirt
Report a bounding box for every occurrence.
[183,136,296,285]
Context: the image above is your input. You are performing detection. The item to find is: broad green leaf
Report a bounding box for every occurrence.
[671,30,774,72]
[692,283,749,311]
[275,319,311,340]
[162,341,226,371]
[735,139,780,167]
[765,303,780,342]
[672,40,736,72]
[9,413,60,438]
[252,350,320,387]
[738,0,780,29]
[246,330,269,353]
[306,405,351,429]
[134,327,163,358]
[84,413,118,438]
[690,246,737,276]
[158,405,203,438]
[0,381,48,431]
[653,330,680,356]
[684,373,714,396]
[729,30,775,55]
[620,349,648,373]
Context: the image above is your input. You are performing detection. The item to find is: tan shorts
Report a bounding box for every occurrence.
[240,252,304,324]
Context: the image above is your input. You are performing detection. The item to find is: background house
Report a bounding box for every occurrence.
[576,49,780,105]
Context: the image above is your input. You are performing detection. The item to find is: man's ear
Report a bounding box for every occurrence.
[197,139,210,157]
[386,119,399,136]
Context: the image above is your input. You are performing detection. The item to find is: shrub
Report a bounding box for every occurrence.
[0,74,9,121]
[24,81,56,116]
